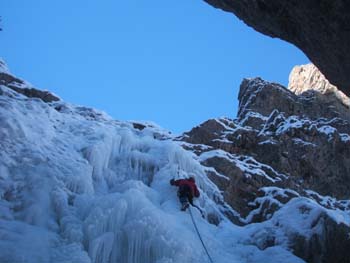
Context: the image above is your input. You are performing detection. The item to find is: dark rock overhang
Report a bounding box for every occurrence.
[204,0,350,96]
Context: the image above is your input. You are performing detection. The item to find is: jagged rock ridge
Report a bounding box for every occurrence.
[289,63,350,110]
[0,59,60,103]
[203,0,350,97]
[179,65,350,263]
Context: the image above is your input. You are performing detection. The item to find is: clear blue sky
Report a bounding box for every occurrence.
[1,0,309,134]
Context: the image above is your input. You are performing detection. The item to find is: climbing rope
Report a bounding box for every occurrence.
[191,203,205,218]
[188,206,214,263]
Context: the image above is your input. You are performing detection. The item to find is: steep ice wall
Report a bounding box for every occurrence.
[0,84,306,263]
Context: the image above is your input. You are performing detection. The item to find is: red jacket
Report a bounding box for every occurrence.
[171,178,200,197]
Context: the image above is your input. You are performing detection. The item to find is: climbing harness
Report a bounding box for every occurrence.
[188,206,214,263]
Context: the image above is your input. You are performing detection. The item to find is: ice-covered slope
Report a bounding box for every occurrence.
[0,78,306,262]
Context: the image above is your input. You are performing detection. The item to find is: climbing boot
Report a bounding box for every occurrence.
[181,202,189,211]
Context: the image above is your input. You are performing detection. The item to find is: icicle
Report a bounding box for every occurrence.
[89,232,114,263]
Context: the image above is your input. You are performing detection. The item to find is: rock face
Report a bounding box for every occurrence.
[0,60,60,103]
[203,0,350,97]
[246,198,350,263]
[239,78,350,122]
[289,63,350,110]
[182,76,350,200]
[179,66,350,263]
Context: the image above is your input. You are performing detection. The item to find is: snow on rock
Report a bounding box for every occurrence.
[275,116,310,135]
[199,150,286,183]
[238,111,268,130]
[340,133,350,142]
[317,125,337,140]
[237,77,296,120]
[244,187,300,223]
[0,61,60,102]
[273,115,350,143]
[242,197,350,263]
[243,198,327,248]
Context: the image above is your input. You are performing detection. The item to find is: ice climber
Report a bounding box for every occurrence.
[170,177,200,211]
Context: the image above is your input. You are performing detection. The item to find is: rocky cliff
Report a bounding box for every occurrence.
[289,63,350,110]
[179,64,350,263]
[203,0,350,97]
[0,58,60,103]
